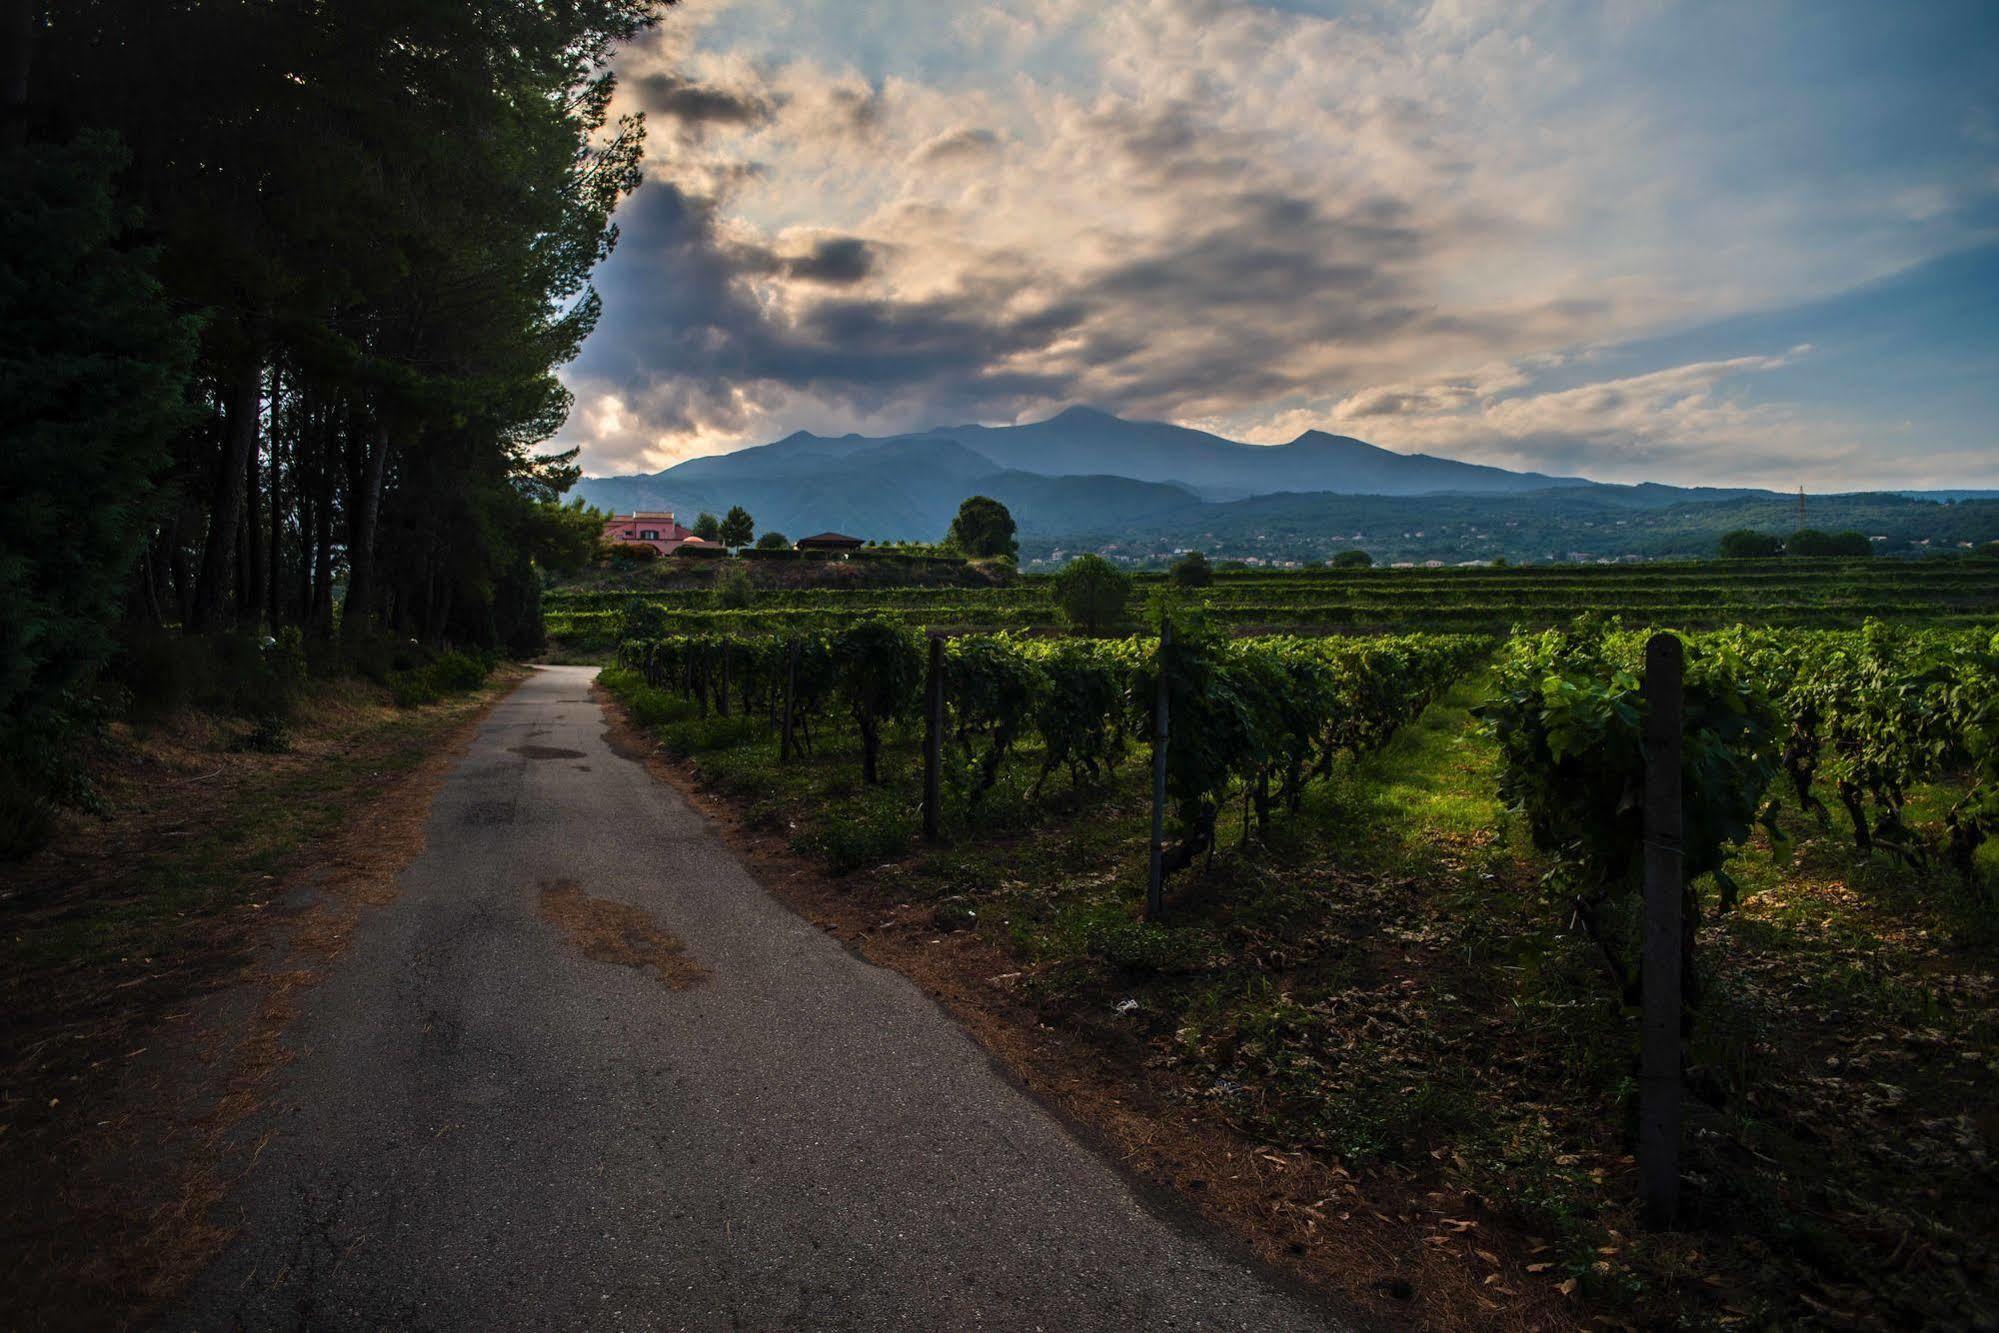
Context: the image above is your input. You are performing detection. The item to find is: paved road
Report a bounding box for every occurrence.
[175,666,1335,1331]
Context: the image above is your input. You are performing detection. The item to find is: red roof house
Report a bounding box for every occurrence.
[602,511,695,555]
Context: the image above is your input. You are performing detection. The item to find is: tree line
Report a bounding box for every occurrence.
[1,2,670,825]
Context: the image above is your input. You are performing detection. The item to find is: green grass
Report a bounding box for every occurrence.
[599,650,1998,1328]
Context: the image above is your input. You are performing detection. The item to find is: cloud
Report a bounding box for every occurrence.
[555,0,1999,480]
[1325,347,1839,482]
[909,126,999,167]
[630,71,773,130]
[781,235,876,284]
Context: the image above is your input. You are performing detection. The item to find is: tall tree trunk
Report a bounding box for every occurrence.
[296,455,315,627]
[340,418,391,641]
[1,0,33,150]
[190,358,262,632]
[267,366,283,627]
[309,411,336,637]
[244,427,264,630]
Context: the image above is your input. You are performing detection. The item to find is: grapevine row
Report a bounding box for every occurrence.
[617,623,1489,877]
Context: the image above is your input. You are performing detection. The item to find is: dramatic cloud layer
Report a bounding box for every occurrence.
[560,0,1999,488]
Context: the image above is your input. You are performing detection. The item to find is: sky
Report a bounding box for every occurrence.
[557,0,1999,489]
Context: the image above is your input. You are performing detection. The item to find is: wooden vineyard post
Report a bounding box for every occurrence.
[923,634,944,843]
[1145,617,1172,921]
[1640,632,1685,1230]
[780,638,798,762]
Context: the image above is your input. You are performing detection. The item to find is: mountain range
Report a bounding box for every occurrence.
[571,407,1997,565]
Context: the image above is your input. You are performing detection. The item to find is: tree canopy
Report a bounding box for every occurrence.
[947,496,1019,560]
[1,1,672,832]
[1053,555,1133,636]
[720,505,755,549]
[1719,529,1784,559]
[1170,551,1214,588]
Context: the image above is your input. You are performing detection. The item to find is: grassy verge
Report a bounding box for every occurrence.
[0,664,523,1327]
[599,664,1997,1329]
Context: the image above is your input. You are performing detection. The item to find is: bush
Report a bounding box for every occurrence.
[714,566,755,609]
[607,541,659,563]
[112,628,213,720]
[427,650,491,692]
[756,531,790,550]
[389,669,441,708]
[1170,551,1213,588]
[389,648,491,708]
[616,600,669,644]
[1787,528,1873,558]
[1053,554,1132,635]
[1719,529,1782,558]
[673,543,726,560]
[801,798,915,874]
[1331,549,1373,569]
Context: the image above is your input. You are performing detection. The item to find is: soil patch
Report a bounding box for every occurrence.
[536,877,708,989]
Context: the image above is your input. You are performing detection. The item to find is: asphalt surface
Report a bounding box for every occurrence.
[173,665,1336,1331]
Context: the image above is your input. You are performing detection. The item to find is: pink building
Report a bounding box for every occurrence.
[602,511,695,555]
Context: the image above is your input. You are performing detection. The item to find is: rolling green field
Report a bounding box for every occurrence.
[545,556,1999,650]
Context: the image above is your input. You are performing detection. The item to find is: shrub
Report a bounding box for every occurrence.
[616,599,669,644]
[801,797,915,874]
[427,650,490,693]
[1170,550,1213,588]
[1331,549,1373,569]
[714,566,755,609]
[1053,554,1132,635]
[112,628,213,721]
[756,531,790,550]
[389,669,441,708]
[388,648,490,708]
[1787,528,1873,558]
[1719,529,1782,558]
[608,541,659,562]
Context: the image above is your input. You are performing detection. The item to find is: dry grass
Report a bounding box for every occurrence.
[536,878,708,990]
[0,668,524,1331]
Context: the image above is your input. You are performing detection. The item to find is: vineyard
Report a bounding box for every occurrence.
[549,556,1999,648]
[601,609,1999,1326]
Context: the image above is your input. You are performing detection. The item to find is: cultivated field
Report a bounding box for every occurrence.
[591,560,1999,1328]
[547,556,1999,649]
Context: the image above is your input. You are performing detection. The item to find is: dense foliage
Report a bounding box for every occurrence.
[1052,555,1133,635]
[0,133,199,822]
[2,1,666,838]
[947,496,1019,560]
[1482,618,1999,1013]
[619,623,1486,880]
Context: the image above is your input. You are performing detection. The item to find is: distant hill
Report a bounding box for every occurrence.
[578,407,1664,541]
[569,407,1999,561]
[917,407,1594,498]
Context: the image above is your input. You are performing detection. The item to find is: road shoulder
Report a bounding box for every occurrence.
[0,668,527,1329]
